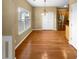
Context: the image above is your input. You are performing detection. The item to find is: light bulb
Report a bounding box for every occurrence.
[64,5,68,7]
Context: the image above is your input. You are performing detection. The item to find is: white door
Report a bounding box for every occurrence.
[42,12,55,30]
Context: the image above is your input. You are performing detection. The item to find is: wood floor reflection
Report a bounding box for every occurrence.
[15,31,76,59]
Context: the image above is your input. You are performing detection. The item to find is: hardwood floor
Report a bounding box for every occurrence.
[15,31,76,59]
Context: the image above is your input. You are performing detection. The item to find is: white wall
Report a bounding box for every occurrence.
[69,3,77,49]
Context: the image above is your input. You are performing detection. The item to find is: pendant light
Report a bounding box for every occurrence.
[33,0,47,15]
[64,0,68,8]
[44,0,46,15]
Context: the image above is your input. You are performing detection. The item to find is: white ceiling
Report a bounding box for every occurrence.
[26,0,68,7]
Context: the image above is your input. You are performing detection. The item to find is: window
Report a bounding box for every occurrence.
[18,7,31,35]
[41,12,56,30]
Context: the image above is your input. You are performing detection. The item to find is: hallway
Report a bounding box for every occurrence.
[15,31,76,59]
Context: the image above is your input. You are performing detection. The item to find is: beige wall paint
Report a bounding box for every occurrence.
[69,0,77,5]
[13,0,33,46]
[32,7,57,30]
[2,0,13,35]
[66,25,69,40]
[2,0,33,47]
[3,0,32,58]
[2,0,16,59]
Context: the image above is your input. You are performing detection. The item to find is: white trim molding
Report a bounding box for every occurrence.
[2,36,13,59]
[15,31,32,49]
[32,29,57,31]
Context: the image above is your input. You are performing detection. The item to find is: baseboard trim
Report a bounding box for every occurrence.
[32,29,57,31]
[15,31,32,49]
[69,43,77,50]
[69,44,77,51]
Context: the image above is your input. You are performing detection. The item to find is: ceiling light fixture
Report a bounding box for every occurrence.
[33,0,47,15]
[44,0,46,15]
[64,5,68,7]
[64,0,68,8]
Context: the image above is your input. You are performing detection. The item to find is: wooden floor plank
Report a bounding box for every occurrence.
[15,31,76,59]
